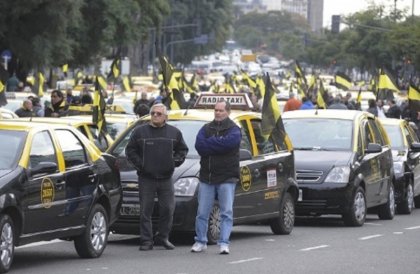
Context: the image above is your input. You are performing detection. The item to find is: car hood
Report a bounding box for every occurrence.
[0,170,13,179]
[120,158,200,183]
[294,150,353,171]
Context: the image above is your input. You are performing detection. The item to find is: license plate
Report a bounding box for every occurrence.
[120,204,140,216]
[298,189,303,201]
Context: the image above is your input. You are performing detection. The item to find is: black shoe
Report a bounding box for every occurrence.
[155,238,175,250]
[139,244,153,251]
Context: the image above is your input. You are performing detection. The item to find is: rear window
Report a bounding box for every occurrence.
[0,130,26,169]
[383,125,404,150]
[284,118,353,150]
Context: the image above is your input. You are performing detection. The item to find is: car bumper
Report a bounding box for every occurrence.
[296,183,355,215]
[110,191,197,234]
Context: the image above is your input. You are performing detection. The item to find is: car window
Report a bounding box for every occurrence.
[86,124,108,151]
[363,121,375,145]
[284,118,352,150]
[0,130,26,169]
[368,119,385,145]
[106,122,127,140]
[55,129,88,168]
[250,119,276,154]
[238,120,252,152]
[383,124,404,150]
[407,124,419,143]
[403,125,414,146]
[29,131,58,169]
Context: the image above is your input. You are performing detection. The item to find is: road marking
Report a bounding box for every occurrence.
[265,239,275,242]
[405,225,420,230]
[393,232,403,235]
[16,239,62,249]
[300,245,329,251]
[365,222,382,226]
[229,257,263,264]
[359,234,383,240]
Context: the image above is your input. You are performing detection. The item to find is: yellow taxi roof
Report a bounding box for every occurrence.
[142,109,259,122]
[282,109,374,121]
[0,120,73,131]
[379,117,406,126]
[11,117,95,127]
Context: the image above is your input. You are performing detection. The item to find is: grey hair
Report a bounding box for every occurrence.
[150,103,168,115]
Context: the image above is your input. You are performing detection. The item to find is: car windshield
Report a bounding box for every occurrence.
[0,130,26,169]
[111,120,205,158]
[107,121,129,140]
[383,125,404,150]
[284,118,353,150]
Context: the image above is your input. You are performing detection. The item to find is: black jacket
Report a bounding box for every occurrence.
[125,123,188,179]
[195,117,241,184]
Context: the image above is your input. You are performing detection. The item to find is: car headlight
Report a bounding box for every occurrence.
[174,177,199,196]
[324,166,350,183]
[393,161,404,178]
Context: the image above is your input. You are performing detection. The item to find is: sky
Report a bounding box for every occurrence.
[323,0,420,27]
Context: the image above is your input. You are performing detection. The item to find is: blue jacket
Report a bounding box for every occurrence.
[195,117,241,184]
[300,100,315,110]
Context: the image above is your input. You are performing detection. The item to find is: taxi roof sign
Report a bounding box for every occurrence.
[194,93,254,110]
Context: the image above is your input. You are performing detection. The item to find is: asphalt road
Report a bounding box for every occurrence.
[11,210,420,274]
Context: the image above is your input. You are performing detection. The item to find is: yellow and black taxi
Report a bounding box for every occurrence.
[380,118,420,214]
[14,116,114,152]
[108,93,299,243]
[0,121,122,273]
[103,113,137,140]
[283,110,395,226]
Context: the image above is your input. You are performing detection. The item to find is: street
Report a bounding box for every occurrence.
[11,210,420,274]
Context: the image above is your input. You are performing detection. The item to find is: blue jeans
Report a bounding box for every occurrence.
[194,181,236,245]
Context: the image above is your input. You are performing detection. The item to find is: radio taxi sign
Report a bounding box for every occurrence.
[194,93,254,110]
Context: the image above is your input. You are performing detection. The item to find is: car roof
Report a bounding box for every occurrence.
[282,109,374,120]
[10,117,95,127]
[141,109,259,122]
[379,117,406,126]
[0,120,73,131]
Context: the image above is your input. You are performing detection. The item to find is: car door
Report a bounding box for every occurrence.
[53,129,98,227]
[233,118,290,219]
[405,124,420,196]
[23,130,66,233]
[359,119,382,206]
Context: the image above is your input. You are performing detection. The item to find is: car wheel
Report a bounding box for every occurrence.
[343,187,366,227]
[270,192,295,235]
[0,214,14,273]
[74,204,108,258]
[378,183,395,220]
[398,181,414,214]
[207,204,220,245]
[414,194,420,209]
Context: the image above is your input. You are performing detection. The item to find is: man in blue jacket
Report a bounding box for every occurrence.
[126,103,188,251]
[191,100,242,255]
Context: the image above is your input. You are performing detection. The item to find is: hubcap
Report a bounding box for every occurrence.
[90,212,106,251]
[0,222,13,267]
[389,186,395,215]
[208,207,220,241]
[354,192,366,222]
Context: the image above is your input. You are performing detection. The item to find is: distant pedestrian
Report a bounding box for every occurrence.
[30,97,44,117]
[299,97,315,110]
[386,99,401,119]
[6,73,20,92]
[44,90,69,117]
[283,93,302,112]
[15,99,33,117]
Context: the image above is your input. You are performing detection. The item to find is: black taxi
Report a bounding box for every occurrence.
[380,118,420,214]
[108,94,299,243]
[283,110,395,226]
[0,121,122,273]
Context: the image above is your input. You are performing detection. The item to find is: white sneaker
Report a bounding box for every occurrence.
[191,242,207,253]
[219,244,229,255]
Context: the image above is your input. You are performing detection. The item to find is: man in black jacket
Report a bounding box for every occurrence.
[125,103,188,251]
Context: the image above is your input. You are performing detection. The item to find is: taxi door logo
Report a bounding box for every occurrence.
[240,166,252,191]
[41,178,55,208]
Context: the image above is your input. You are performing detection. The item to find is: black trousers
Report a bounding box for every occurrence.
[138,176,175,245]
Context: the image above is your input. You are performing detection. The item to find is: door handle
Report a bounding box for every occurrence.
[88,174,97,183]
[253,169,260,178]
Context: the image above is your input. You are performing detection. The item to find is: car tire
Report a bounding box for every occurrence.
[0,214,14,273]
[343,186,366,227]
[378,183,395,220]
[270,192,295,235]
[207,204,220,245]
[414,194,420,209]
[74,204,108,258]
[398,181,414,214]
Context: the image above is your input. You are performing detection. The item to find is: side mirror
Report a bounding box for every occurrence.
[410,142,420,153]
[30,162,58,176]
[364,143,382,154]
[239,149,252,161]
